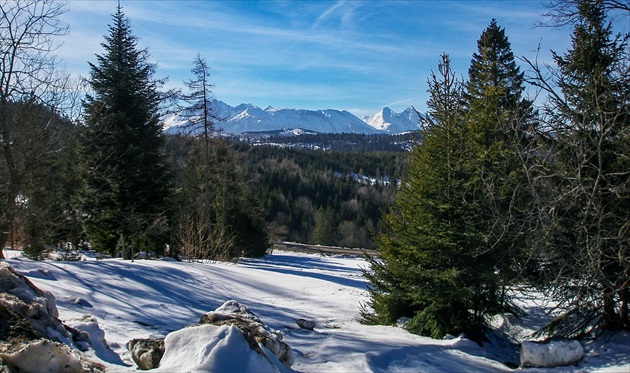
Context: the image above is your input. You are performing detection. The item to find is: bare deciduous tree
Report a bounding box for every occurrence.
[539,0,629,27]
[0,0,70,258]
[176,204,235,262]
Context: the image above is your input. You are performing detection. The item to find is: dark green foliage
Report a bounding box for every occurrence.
[77,6,172,257]
[312,207,338,246]
[363,20,536,339]
[229,192,270,258]
[0,1,69,257]
[167,136,402,251]
[363,54,479,338]
[530,0,630,335]
[245,145,403,248]
[461,19,537,316]
[172,138,270,260]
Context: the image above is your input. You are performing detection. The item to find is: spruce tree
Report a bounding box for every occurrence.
[363,20,536,338]
[462,19,536,317]
[534,0,629,334]
[363,54,476,338]
[78,6,171,257]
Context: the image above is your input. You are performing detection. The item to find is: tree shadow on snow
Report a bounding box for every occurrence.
[243,253,364,275]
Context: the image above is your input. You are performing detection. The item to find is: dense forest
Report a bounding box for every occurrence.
[167,135,407,249]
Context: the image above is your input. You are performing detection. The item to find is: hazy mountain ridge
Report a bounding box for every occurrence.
[163,100,421,135]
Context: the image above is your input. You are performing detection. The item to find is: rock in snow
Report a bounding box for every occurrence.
[128,300,295,372]
[0,262,105,372]
[156,324,281,373]
[520,339,585,368]
[128,338,165,370]
[296,318,316,330]
[1,261,294,372]
[0,339,85,372]
[198,300,295,369]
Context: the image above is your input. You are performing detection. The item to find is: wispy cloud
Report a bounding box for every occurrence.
[313,1,346,29]
[58,0,581,115]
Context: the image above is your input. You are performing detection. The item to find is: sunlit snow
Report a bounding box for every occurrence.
[3,249,629,372]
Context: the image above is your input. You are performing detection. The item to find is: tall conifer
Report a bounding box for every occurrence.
[363,20,535,338]
[78,6,171,256]
[534,0,629,334]
[462,19,536,317]
[363,54,476,338]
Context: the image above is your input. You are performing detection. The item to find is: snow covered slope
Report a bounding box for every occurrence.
[362,107,421,133]
[5,250,629,372]
[164,100,419,135]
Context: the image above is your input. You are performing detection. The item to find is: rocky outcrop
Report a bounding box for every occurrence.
[128,300,295,371]
[128,338,165,370]
[0,262,105,372]
[198,300,295,368]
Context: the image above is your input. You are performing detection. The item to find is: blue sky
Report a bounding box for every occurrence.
[56,1,621,117]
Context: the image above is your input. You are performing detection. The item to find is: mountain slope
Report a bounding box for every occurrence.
[163,101,419,135]
[362,107,420,133]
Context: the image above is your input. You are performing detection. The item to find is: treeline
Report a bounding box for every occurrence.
[363,1,629,341]
[234,132,418,152]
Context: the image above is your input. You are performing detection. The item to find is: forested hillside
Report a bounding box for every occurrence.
[167,135,408,249]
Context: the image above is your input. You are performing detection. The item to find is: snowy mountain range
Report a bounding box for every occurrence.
[362,107,420,134]
[163,100,420,135]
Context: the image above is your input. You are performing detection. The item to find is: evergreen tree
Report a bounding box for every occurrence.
[462,19,536,316]
[363,54,476,338]
[78,6,171,257]
[532,0,629,335]
[175,138,270,260]
[311,207,337,246]
[362,20,536,338]
[6,99,76,258]
[0,0,69,257]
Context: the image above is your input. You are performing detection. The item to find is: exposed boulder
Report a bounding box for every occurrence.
[0,339,84,372]
[296,318,316,330]
[520,339,585,368]
[0,262,105,372]
[128,338,165,370]
[198,300,295,368]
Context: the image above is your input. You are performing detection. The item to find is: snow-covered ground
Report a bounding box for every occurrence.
[3,249,629,372]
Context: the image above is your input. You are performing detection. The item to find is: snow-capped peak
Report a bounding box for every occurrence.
[362,107,420,133]
[164,100,420,135]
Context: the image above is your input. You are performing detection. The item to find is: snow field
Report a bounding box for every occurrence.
[4,249,629,372]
